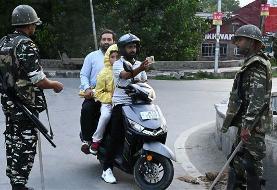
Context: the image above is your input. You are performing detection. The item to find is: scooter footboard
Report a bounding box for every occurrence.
[143,142,176,161]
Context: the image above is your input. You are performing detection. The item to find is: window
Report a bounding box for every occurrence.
[234,47,240,56]
[220,44,227,57]
[232,22,240,33]
[202,43,215,57]
[202,43,227,57]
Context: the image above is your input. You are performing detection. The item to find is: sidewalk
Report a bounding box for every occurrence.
[174,122,227,190]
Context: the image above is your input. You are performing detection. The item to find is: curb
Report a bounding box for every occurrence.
[44,70,80,78]
[174,121,216,178]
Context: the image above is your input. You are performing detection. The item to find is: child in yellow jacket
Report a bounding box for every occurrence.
[90,44,118,154]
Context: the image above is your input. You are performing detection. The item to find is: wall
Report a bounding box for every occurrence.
[150,60,241,70]
[41,59,242,71]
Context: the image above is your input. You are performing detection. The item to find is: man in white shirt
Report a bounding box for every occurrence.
[79,29,116,154]
[101,33,150,183]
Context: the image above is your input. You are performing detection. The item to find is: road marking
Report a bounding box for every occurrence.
[174,121,215,177]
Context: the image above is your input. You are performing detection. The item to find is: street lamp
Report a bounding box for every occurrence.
[89,0,98,50]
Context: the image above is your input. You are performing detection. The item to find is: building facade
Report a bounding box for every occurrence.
[199,0,275,61]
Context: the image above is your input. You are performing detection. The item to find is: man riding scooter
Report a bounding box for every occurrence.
[101,33,150,183]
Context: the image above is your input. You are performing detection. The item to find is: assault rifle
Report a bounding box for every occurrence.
[14,100,56,148]
[0,73,56,147]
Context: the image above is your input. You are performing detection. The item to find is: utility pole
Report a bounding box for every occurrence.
[89,0,98,50]
[214,0,222,73]
[260,0,268,34]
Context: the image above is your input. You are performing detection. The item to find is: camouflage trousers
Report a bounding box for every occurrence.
[231,127,266,179]
[2,98,38,186]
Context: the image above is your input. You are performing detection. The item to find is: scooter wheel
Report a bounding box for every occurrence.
[134,152,174,190]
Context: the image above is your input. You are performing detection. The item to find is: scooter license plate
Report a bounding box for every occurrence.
[140,111,159,120]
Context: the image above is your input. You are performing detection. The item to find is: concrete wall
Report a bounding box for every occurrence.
[41,59,83,69]
[41,59,242,71]
[151,60,242,71]
[214,104,277,189]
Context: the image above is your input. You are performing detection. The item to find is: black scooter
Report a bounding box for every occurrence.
[97,80,175,190]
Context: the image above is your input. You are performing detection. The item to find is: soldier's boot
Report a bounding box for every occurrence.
[243,158,266,190]
[12,184,34,190]
[246,175,266,190]
[226,168,246,190]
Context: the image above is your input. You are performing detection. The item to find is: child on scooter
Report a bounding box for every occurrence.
[89,44,119,154]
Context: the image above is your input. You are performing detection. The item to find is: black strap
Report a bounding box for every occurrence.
[122,60,135,83]
[40,90,54,138]
[11,34,54,138]
[117,85,128,89]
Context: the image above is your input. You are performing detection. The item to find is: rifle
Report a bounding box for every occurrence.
[0,71,56,147]
[14,100,56,148]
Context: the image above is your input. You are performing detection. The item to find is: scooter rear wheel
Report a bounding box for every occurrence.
[134,152,174,190]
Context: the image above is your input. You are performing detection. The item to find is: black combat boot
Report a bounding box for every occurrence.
[246,175,265,190]
[12,184,34,190]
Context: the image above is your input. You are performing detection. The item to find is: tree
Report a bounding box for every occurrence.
[200,0,240,13]
[92,0,208,60]
[0,0,208,60]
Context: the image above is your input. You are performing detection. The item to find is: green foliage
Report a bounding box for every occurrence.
[272,71,277,78]
[154,71,226,80]
[0,0,208,60]
[270,58,277,67]
[94,0,209,61]
[199,0,240,12]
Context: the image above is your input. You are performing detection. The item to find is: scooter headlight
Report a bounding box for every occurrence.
[128,119,166,136]
[128,119,144,132]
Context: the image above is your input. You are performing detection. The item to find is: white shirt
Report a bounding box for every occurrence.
[112,57,147,105]
[80,49,104,90]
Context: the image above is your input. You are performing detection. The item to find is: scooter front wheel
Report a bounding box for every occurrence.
[134,152,174,190]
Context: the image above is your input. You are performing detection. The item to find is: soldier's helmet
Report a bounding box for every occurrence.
[12,5,42,26]
[233,24,264,45]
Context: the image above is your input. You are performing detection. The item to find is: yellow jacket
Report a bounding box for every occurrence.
[94,44,118,103]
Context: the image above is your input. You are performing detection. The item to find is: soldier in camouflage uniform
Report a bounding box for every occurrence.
[221,24,272,190]
[0,5,63,190]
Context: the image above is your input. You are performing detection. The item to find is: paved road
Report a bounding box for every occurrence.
[0,79,234,190]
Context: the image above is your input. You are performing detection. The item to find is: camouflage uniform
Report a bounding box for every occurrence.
[0,31,46,186]
[222,52,272,188]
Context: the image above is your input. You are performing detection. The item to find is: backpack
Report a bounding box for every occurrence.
[0,34,31,95]
[0,34,47,113]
